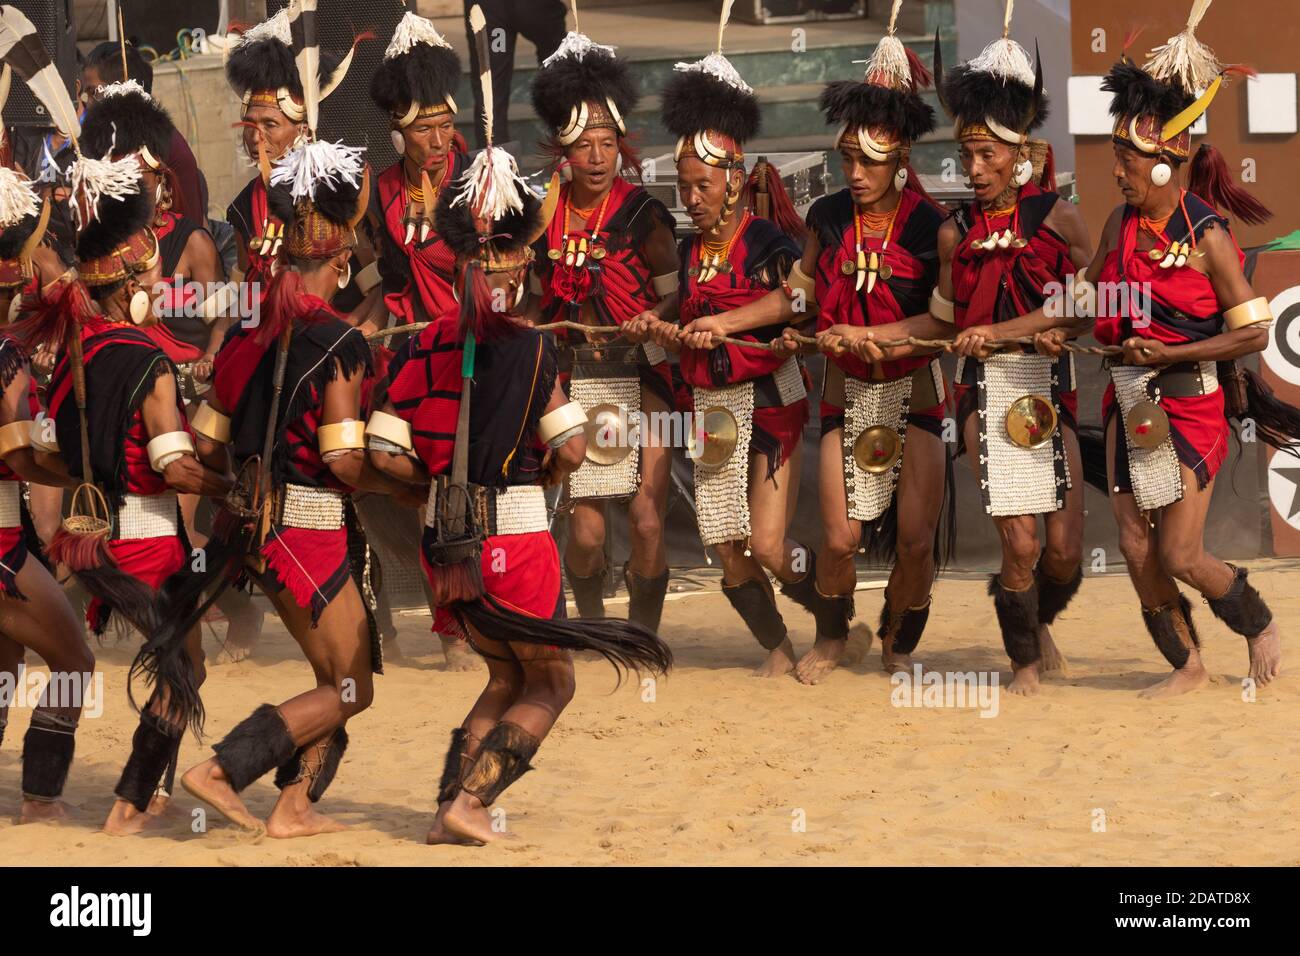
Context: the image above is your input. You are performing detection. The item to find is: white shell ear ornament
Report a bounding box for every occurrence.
[338,259,352,289]
[129,289,152,325]
[1012,159,1033,188]
[893,166,908,192]
[1151,162,1172,187]
[390,129,405,155]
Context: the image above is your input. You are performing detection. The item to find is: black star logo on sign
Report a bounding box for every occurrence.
[1277,467,1300,519]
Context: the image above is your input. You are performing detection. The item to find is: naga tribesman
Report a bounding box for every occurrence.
[0,92,93,823]
[528,9,681,634]
[1069,0,1289,696]
[636,6,817,677]
[933,0,1094,695]
[370,10,671,843]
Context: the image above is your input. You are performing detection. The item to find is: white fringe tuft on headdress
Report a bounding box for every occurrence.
[674,52,752,94]
[450,146,536,222]
[234,8,291,49]
[859,34,912,90]
[385,10,453,59]
[1144,0,1221,94]
[269,138,365,203]
[69,147,144,231]
[542,31,616,69]
[97,79,151,101]
[965,36,1035,86]
[0,165,39,229]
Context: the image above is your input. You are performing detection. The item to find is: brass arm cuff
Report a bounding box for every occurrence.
[929,289,955,325]
[192,402,231,444]
[364,410,413,453]
[652,272,677,297]
[1224,296,1273,331]
[0,420,32,457]
[319,420,365,454]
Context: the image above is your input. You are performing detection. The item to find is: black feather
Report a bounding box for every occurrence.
[369,43,462,115]
[530,47,638,134]
[80,89,174,162]
[0,208,42,260]
[1101,60,1196,124]
[434,170,542,260]
[305,174,363,228]
[819,80,936,144]
[661,69,760,145]
[942,63,1049,135]
[76,188,153,262]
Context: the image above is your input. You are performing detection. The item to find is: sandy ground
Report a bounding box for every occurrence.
[1,565,1298,866]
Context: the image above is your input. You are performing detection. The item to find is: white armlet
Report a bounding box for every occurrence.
[147,431,196,472]
[365,410,413,453]
[538,401,587,448]
[929,289,955,325]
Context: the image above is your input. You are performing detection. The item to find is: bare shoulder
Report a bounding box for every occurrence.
[937,217,959,255]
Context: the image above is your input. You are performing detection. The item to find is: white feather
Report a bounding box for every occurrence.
[269,139,364,204]
[887,0,904,34]
[674,52,752,94]
[0,165,39,229]
[542,31,616,68]
[385,10,452,59]
[234,8,292,48]
[718,0,735,54]
[0,7,81,142]
[966,36,1035,86]
[97,79,151,101]
[70,147,143,231]
[450,146,535,223]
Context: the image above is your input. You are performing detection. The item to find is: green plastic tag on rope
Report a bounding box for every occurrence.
[462,332,477,378]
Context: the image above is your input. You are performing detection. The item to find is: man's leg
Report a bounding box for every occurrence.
[795,428,859,685]
[463,0,518,146]
[565,499,608,617]
[1036,426,1085,674]
[878,426,946,673]
[624,387,671,633]
[517,0,569,64]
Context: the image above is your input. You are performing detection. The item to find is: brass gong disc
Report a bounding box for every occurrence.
[688,406,739,467]
[1005,394,1058,449]
[583,403,635,465]
[852,425,903,474]
[1126,399,1170,450]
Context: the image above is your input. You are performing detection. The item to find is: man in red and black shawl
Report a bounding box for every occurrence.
[934,4,1093,696]
[1072,0,1288,697]
[527,27,681,634]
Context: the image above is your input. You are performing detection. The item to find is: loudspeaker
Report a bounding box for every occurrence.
[1,0,77,129]
[266,0,404,169]
[118,0,223,58]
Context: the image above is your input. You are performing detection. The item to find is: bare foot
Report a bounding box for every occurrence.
[146,792,179,818]
[214,640,253,665]
[795,637,846,685]
[181,758,264,831]
[382,633,405,662]
[1139,661,1209,699]
[1006,662,1042,697]
[440,635,482,672]
[20,800,75,824]
[1247,621,1282,686]
[102,798,162,836]
[879,628,911,675]
[1038,625,1069,676]
[753,639,796,678]
[426,802,484,846]
[265,804,349,839]
[442,792,512,844]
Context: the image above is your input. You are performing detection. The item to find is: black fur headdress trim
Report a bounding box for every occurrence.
[434,173,543,261]
[661,69,760,146]
[369,43,462,116]
[76,188,152,262]
[819,80,936,143]
[1101,60,1196,125]
[530,46,638,135]
[0,209,43,260]
[941,63,1049,135]
[80,89,175,162]
[226,37,343,101]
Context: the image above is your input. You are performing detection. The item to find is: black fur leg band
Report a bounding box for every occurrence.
[1142,595,1198,669]
[722,578,788,651]
[437,727,470,805]
[1208,565,1273,638]
[878,597,931,656]
[989,575,1041,667]
[21,712,78,802]
[213,703,298,794]
[625,565,669,634]
[565,564,607,619]
[1036,563,1082,626]
[274,727,350,802]
[114,710,183,812]
[460,721,541,807]
[813,588,854,642]
[778,549,819,617]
